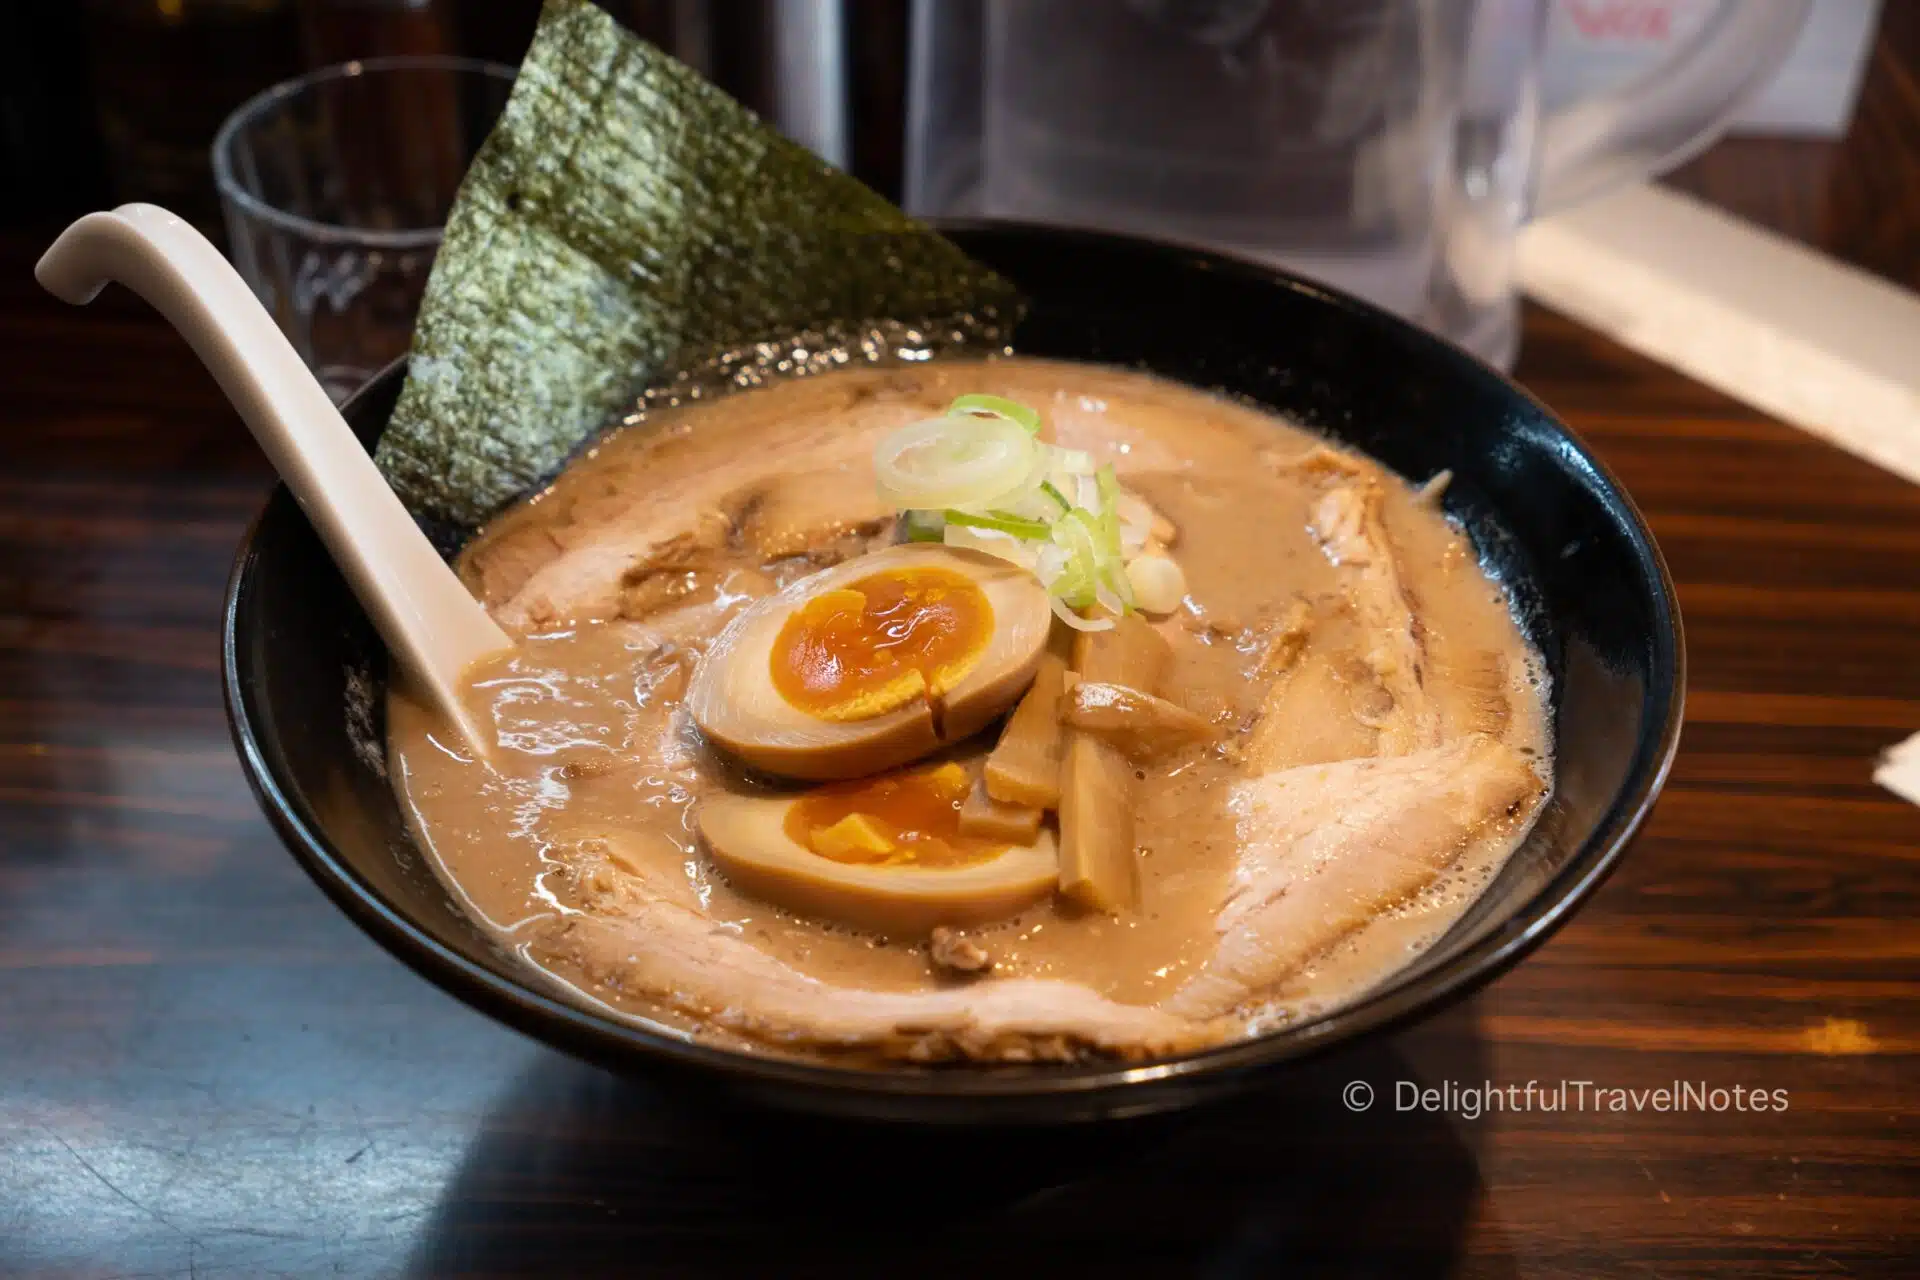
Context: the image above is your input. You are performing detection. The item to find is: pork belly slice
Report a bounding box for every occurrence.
[1305,481,1440,755]
[547,862,1221,1064]
[1242,619,1379,772]
[1165,735,1539,1020]
[467,381,932,630]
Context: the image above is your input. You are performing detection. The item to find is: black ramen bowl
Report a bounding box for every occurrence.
[224,224,1684,1124]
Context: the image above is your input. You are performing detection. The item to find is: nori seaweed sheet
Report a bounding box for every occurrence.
[376,0,1019,533]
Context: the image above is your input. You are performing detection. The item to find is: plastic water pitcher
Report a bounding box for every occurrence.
[904,0,1809,368]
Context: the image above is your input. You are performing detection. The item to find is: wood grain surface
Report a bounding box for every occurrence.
[3,21,1917,1280]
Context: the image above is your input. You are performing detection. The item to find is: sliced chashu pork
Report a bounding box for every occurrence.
[543,859,1220,1063]
[1306,479,1439,753]
[613,463,896,619]
[1244,598,1379,772]
[1247,447,1441,765]
[1165,735,1538,1020]
[463,378,939,630]
[547,734,1538,1055]
[734,460,894,562]
[495,460,895,630]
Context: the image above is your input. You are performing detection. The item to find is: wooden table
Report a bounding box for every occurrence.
[4,40,1916,1280]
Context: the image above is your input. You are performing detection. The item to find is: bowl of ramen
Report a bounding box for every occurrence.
[223,224,1683,1123]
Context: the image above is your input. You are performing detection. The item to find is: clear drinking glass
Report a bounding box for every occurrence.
[212,56,515,402]
[905,0,1810,369]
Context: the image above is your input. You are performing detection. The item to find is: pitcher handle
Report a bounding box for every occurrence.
[1537,0,1811,212]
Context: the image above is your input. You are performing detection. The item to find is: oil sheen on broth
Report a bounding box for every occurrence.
[387,359,1551,1063]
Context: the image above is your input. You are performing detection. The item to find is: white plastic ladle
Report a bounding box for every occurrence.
[37,203,513,757]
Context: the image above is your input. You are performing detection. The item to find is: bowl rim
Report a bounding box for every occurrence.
[222,220,1686,1108]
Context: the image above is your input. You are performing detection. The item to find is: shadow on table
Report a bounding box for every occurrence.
[406,1003,1513,1278]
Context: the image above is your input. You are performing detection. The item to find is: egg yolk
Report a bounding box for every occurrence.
[785,762,1005,868]
[769,566,993,722]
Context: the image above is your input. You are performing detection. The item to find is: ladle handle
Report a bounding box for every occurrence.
[37,203,510,755]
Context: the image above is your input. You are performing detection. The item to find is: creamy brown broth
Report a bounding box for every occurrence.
[387,359,1551,1061]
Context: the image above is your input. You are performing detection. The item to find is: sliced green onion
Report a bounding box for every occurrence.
[943,522,1039,570]
[995,443,1059,519]
[1054,567,1096,610]
[1093,463,1135,611]
[1050,594,1114,632]
[901,510,946,542]
[1095,465,1124,553]
[874,417,1168,628]
[1069,502,1129,615]
[1051,511,1103,609]
[944,508,1053,540]
[948,393,1041,435]
[1000,487,1064,523]
[1063,505,1105,549]
[874,414,1038,510]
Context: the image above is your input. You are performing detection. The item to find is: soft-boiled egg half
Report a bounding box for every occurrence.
[687,544,1052,780]
[697,761,1057,935]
